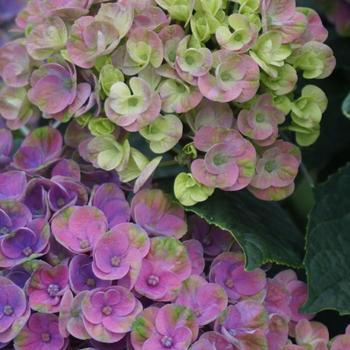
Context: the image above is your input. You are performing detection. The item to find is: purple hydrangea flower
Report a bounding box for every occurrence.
[0,129,13,168]
[91,183,130,229]
[176,275,228,326]
[69,254,111,293]
[0,200,31,236]
[13,126,63,173]
[0,171,27,200]
[188,215,234,256]
[92,223,150,286]
[59,290,90,340]
[183,239,205,276]
[14,313,68,350]
[131,304,198,350]
[0,276,30,344]
[0,218,50,268]
[135,237,191,301]
[215,300,268,350]
[51,205,108,254]
[81,286,143,343]
[27,264,70,313]
[266,314,289,350]
[209,252,266,302]
[131,189,187,239]
[0,42,31,88]
[191,331,236,350]
[51,159,81,180]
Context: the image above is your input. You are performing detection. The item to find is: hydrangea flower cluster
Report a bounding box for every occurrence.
[0,133,347,349]
[0,0,336,206]
[0,1,345,349]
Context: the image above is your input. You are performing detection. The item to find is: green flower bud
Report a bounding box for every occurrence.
[234,0,260,14]
[272,95,292,115]
[156,0,194,23]
[94,55,112,72]
[99,64,124,96]
[288,124,320,147]
[174,172,214,206]
[88,117,116,136]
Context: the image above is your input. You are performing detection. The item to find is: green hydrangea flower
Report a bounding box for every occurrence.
[250,31,292,78]
[88,117,116,136]
[119,147,149,182]
[155,0,195,23]
[289,85,327,146]
[234,0,260,14]
[99,64,124,96]
[174,172,214,206]
[140,114,183,154]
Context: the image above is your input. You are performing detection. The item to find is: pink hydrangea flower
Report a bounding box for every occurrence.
[0,218,50,268]
[261,0,307,43]
[191,331,236,350]
[330,326,350,350]
[135,237,191,301]
[192,99,234,130]
[0,42,31,88]
[92,223,150,285]
[176,275,228,326]
[198,50,260,103]
[248,140,301,201]
[131,304,198,350]
[59,290,90,340]
[271,270,314,323]
[188,214,234,256]
[16,0,93,29]
[91,183,130,229]
[27,61,77,116]
[294,319,329,349]
[209,252,266,302]
[131,189,187,239]
[13,126,63,173]
[132,6,169,31]
[237,94,285,146]
[192,128,256,191]
[27,264,70,313]
[183,239,205,275]
[51,205,108,254]
[67,3,133,68]
[105,77,161,132]
[159,25,185,68]
[266,314,289,350]
[0,277,30,344]
[81,286,142,343]
[14,313,68,350]
[215,300,268,350]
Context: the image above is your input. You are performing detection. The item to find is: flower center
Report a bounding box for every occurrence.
[147,275,160,287]
[225,278,234,289]
[161,335,173,348]
[102,306,112,316]
[80,240,90,250]
[213,153,228,166]
[264,160,277,173]
[110,256,121,267]
[128,96,139,107]
[202,235,212,246]
[0,227,10,235]
[22,246,33,257]
[47,284,60,297]
[57,198,66,207]
[86,278,96,287]
[41,332,51,343]
[255,113,265,123]
[3,305,13,316]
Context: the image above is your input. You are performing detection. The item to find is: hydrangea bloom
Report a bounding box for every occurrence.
[0,277,30,344]
[14,313,67,350]
[0,1,343,349]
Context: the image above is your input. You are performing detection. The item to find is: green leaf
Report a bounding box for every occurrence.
[342,93,350,119]
[183,190,305,270]
[303,163,350,315]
